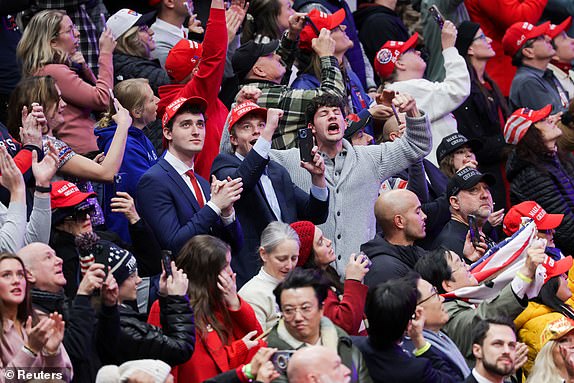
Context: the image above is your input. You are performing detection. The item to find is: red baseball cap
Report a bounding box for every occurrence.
[547,16,573,39]
[542,255,573,283]
[162,96,208,129]
[503,104,552,144]
[373,33,419,80]
[228,101,267,131]
[165,39,203,83]
[502,21,550,57]
[299,8,346,51]
[51,181,96,209]
[503,201,564,236]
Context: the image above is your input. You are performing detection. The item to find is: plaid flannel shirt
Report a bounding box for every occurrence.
[241,31,345,150]
[36,0,100,74]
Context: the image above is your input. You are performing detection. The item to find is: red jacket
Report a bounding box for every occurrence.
[466,0,548,97]
[157,7,228,180]
[323,279,368,336]
[148,297,263,383]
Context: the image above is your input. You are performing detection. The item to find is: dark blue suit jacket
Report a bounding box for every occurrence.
[211,148,329,287]
[136,157,242,256]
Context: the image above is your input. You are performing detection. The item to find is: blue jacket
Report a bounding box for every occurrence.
[211,149,329,287]
[292,71,373,135]
[136,158,243,256]
[95,125,158,242]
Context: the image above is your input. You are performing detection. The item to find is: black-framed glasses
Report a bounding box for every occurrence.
[417,286,439,305]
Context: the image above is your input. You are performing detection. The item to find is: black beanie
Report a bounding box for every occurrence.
[455,21,481,57]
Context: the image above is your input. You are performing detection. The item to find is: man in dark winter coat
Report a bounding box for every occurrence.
[18,242,120,383]
[361,189,429,287]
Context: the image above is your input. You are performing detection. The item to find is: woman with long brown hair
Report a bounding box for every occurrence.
[0,253,72,380]
[148,235,263,383]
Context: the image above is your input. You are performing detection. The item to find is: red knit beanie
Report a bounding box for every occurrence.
[290,221,316,267]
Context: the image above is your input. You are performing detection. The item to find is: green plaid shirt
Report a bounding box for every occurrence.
[245,55,344,150]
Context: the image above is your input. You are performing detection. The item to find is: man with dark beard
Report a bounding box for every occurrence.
[467,318,517,383]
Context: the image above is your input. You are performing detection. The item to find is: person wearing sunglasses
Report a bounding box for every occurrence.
[49,180,162,300]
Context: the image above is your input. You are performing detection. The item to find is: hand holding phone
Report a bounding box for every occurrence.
[162,250,173,277]
[428,5,445,29]
[298,127,314,162]
[468,214,480,247]
[376,89,401,125]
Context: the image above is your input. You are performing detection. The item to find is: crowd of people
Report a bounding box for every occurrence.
[3,0,574,382]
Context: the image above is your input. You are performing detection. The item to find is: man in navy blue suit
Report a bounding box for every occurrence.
[211,101,329,286]
[136,96,243,256]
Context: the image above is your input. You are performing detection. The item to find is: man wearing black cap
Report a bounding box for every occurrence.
[432,167,497,263]
[231,28,345,150]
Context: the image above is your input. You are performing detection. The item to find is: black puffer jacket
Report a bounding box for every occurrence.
[105,295,195,366]
[506,150,574,255]
[113,53,170,96]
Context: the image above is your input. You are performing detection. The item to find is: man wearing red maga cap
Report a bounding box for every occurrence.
[155,0,229,180]
[373,21,470,167]
[547,17,574,102]
[211,101,329,286]
[137,96,243,256]
[504,21,569,113]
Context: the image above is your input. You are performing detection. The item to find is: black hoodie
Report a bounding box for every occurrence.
[353,4,409,72]
[360,234,429,288]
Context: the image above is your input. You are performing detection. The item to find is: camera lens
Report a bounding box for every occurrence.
[299,129,307,139]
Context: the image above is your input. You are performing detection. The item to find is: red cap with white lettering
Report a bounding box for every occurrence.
[503,201,564,236]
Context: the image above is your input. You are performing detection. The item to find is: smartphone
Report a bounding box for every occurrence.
[113,173,127,195]
[298,127,314,163]
[271,350,295,374]
[162,250,173,277]
[108,88,117,114]
[468,214,480,247]
[304,15,321,35]
[428,5,445,29]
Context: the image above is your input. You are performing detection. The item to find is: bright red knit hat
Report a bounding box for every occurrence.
[290,221,316,267]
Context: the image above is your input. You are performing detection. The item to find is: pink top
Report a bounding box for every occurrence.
[36,51,114,154]
[0,319,73,382]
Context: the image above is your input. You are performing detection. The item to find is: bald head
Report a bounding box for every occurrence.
[375,189,426,244]
[287,346,350,383]
[17,242,66,293]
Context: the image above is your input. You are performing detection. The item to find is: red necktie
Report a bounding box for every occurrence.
[185,170,205,208]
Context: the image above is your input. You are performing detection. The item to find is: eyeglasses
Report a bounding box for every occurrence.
[417,286,439,305]
[64,206,95,222]
[57,24,77,36]
[282,303,317,319]
[472,33,487,42]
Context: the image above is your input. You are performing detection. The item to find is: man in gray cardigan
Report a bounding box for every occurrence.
[269,93,431,275]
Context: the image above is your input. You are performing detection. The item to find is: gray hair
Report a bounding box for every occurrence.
[260,221,300,254]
